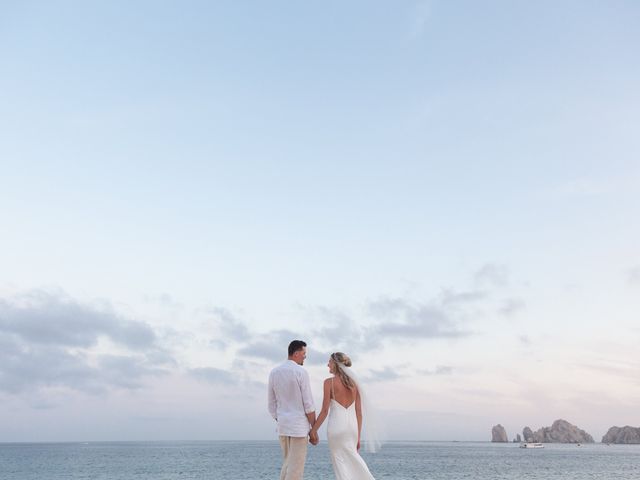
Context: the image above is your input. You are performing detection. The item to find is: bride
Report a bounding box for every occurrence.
[310,352,379,480]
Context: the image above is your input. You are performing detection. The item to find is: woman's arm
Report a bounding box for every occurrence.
[310,379,332,437]
[355,387,362,451]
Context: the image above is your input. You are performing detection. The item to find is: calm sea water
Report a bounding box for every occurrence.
[2,441,640,479]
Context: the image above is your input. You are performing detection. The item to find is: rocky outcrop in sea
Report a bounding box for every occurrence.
[528,419,594,443]
[491,424,508,442]
[602,426,640,444]
[523,427,534,442]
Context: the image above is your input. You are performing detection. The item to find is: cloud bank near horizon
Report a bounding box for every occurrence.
[0,262,527,401]
[0,289,172,395]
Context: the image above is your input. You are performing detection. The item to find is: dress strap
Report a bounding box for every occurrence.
[331,377,335,400]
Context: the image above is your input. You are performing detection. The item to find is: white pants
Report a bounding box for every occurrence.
[279,435,308,480]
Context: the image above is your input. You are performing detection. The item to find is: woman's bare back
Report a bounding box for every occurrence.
[331,376,356,408]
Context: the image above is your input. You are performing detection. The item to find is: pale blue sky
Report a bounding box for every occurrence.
[1,1,639,441]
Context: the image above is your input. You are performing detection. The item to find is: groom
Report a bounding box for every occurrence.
[268,340,318,480]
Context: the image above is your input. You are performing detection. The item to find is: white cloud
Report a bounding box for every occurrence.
[364,366,403,382]
[207,307,251,342]
[0,289,171,395]
[474,264,509,288]
[439,289,487,307]
[498,298,526,317]
[367,297,472,340]
[627,266,640,285]
[190,367,236,385]
[0,289,156,349]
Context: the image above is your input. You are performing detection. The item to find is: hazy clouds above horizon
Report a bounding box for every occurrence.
[1,0,639,442]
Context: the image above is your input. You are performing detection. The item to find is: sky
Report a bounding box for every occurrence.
[1,0,639,442]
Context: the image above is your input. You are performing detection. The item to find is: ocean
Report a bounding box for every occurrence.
[2,440,640,479]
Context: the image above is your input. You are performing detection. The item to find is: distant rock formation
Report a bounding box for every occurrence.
[512,434,522,443]
[523,427,534,442]
[602,426,640,444]
[529,419,594,443]
[491,424,508,443]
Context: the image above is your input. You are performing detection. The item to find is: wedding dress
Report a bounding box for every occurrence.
[327,379,375,480]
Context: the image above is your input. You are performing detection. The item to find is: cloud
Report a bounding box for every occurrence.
[518,335,532,346]
[237,329,305,363]
[188,265,521,379]
[97,354,168,389]
[209,338,228,350]
[202,267,508,368]
[238,340,285,363]
[190,367,236,385]
[368,298,470,340]
[143,293,183,310]
[1,342,96,394]
[439,289,487,307]
[367,297,409,320]
[0,340,167,394]
[0,289,171,395]
[364,367,403,382]
[298,305,381,355]
[419,365,454,376]
[627,266,640,285]
[474,264,509,288]
[0,289,156,349]
[365,363,453,382]
[207,307,250,342]
[195,262,521,376]
[498,298,526,317]
[306,306,354,345]
[200,303,337,363]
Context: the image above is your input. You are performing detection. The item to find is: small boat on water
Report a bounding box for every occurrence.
[520,442,544,449]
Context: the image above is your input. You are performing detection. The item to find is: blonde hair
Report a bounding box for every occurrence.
[331,352,356,389]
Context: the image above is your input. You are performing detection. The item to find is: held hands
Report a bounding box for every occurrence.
[309,429,319,445]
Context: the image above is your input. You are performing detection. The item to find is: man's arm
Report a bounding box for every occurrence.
[306,411,317,426]
[300,370,315,418]
[268,372,277,420]
[300,370,317,443]
[307,411,318,445]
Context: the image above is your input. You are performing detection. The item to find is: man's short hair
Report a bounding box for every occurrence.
[288,340,307,356]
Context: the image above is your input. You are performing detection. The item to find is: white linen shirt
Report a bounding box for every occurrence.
[268,360,315,437]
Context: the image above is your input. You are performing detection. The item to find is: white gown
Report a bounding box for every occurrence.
[327,384,375,480]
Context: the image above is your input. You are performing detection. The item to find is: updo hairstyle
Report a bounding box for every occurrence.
[331,352,355,389]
